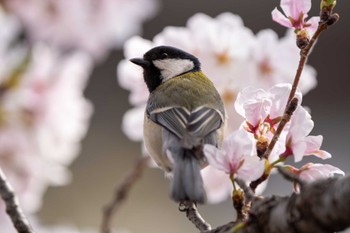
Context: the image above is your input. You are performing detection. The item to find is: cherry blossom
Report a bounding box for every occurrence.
[272,0,319,35]
[0,6,27,82]
[201,166,232,204]
[242,29,317,94]
[235,83,329,163]
[0,42,93,219]
[285,163,344,188]
[203,129,264,182]
[122,105,146,141]
[234,83,301,141]
[4,0,159,60]
[282,107,331,162]
[117,36,153,106]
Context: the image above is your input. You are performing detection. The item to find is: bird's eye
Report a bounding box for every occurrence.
[161,53,169,59]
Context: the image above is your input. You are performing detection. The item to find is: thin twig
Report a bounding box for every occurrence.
[203,222,236,233]
[100,156,149,233]
[262,97,299,160]
[179,201,211,232]
[235,179,255,203]
[250,22,330,193]
[263,23,328,161]
[0,167,34,233]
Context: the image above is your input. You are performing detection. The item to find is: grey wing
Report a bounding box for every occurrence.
[147,106,224,147]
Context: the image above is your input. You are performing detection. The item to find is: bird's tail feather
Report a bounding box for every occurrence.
[170,149,206,203]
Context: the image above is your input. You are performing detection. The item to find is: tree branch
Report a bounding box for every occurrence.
[179,201,212,232]
[100,156,149,233]
[0,167,34,233]
[209,175,350,233]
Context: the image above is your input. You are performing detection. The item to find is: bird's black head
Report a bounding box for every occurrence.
[130,46,201,93]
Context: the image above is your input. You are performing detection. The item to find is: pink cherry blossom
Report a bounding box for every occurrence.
[235,84,331,163]
[283,107,331,162]
[117,36,153,106]
[4,0,159,60]
[272,0,320,35]
[0,41,93,219]
[286,163,344,184]
[203,129,264,182]
[201,166,232,204]
[122,105,146,141]
[235,83,302,135]
[243,29,317,94]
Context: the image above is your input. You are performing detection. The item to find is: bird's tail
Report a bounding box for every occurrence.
[170,148,206,203]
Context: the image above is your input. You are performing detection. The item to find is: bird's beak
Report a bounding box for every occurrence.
[130,58,150,67]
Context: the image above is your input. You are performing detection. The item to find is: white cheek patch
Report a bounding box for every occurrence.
[153,59,194,82]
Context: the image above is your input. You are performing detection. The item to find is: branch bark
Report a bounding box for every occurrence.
[0,167,34,233]
[210,175,350,233]
[180,201,212,232]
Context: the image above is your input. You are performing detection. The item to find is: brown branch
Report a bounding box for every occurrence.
[206,175,350,233]
[0,167,34,233]
[263,21,329,162]
[100,156,149,233]
[235,179,255,203]
[179,201,211,232]
[203,222,236,233]
[262,97,299,161]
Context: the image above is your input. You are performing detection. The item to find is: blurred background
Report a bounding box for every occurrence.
[0,0,349,232]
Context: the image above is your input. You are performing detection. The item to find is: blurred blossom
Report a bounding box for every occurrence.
[122,105,145,141]
[242,29,317,94]
[0,7,27,82]
[117,12,318,203]
[0,11,93,223]
[4,0,159,61]
[272,0,319,36]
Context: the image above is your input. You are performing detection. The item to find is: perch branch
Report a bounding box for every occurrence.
[179,201,211,232]
[100,156,149,233]
[0,167,34,233]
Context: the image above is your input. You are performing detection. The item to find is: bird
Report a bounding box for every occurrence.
[130,46,225,203]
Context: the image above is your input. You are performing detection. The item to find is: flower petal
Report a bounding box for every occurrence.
[236,156,265,181]
[280,0,311,19]
[224,129,256,163]
[201,166,232,203]
[299,163,345,182]
[292,141,307,162]
[305,16,320,36]
[234,87,270,126]
[271,8,293,28]
[203,144,230,173]
[304,135,332,159]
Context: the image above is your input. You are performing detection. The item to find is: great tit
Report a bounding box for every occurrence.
[130,46,225,203]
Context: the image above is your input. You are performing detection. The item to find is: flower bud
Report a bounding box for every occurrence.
[326,13,339,26]
[320,0,336,10]
[296,29,310,49]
